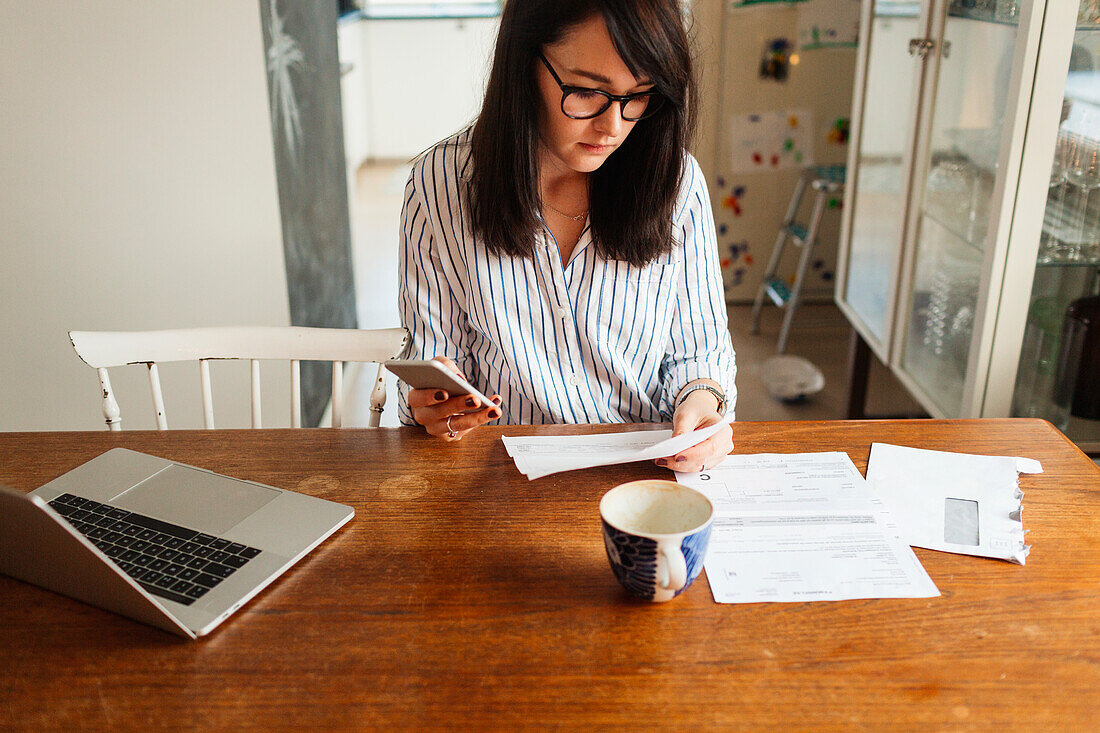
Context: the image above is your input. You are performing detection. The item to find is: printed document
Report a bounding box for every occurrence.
[676,453,939,603]
[502,418,733,480]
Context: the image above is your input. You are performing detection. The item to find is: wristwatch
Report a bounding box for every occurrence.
[675,383,727,415]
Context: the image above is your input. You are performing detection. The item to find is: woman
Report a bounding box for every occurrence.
[397,0,736,472]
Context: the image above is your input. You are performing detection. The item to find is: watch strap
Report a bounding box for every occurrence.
[675,383,727,415]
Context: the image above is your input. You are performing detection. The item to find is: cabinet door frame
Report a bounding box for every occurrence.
[835,0,936,365]
[979,0,1080,418]
[893,0,1048,418]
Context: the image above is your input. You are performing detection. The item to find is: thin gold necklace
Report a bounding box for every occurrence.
[544,201,588,221]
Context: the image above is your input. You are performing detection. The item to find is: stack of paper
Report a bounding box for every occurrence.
[675,453,940,604]
[502,418,733,480]
[865,443,1041,565]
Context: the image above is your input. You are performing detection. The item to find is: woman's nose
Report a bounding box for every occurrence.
[593,101,626,137]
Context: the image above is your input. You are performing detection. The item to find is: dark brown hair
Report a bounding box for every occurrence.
[469,0,697,266]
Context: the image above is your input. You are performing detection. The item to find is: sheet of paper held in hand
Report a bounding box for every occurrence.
[501,417,734,480]
[675,453,940,604]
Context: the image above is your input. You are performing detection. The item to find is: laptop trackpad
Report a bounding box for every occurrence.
[111,465,279,536]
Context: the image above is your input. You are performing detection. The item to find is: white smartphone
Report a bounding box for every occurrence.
[384,359,495,409]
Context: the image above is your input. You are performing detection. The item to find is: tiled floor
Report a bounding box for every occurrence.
[343,162,925,427]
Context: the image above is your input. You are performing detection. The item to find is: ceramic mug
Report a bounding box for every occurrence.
[599,480,714,602]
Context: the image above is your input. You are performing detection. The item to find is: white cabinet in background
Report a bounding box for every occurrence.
[353,16,499,160]
[837,0,1100,450]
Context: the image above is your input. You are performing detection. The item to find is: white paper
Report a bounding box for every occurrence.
[676,453,939,603]
[501,417,734,480]
[865,443,1040,565]
[701,511,940,603]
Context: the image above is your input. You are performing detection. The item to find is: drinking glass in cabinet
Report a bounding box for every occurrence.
[1065,130,1100,261]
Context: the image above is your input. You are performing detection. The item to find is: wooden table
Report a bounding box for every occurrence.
[1,420,1098,729]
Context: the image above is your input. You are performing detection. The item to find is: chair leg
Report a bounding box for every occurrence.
[368,362,387,428]
[97,368,122,431]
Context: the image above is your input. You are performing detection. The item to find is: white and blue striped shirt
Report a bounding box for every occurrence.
[397,129,736,426]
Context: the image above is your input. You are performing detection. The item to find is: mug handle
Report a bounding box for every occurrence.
[658,545,687,592]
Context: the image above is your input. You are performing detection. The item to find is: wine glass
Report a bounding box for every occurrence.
[1039,131,1070,263]
[1065,131,1100,262]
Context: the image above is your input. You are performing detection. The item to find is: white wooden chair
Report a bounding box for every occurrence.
[69,326,408,430]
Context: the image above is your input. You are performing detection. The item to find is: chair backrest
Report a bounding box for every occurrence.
[69,326,409,430]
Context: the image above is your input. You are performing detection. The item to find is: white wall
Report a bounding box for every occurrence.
[0,1,291,431]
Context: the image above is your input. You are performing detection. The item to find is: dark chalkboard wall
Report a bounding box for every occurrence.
[259,0,357,427]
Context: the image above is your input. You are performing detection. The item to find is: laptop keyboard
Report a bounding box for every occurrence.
[47,492,261,606]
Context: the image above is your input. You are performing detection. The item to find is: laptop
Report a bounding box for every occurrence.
[0,448,353,639]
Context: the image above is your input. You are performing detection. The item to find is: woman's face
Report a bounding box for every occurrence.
[536,14,652,176]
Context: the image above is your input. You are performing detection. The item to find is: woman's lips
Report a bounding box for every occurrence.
[579,142,613,154]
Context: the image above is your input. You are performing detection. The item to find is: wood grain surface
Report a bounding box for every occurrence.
[1,420,1098,729]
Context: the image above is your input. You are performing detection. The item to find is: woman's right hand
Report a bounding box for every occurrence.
[407,356,502,441]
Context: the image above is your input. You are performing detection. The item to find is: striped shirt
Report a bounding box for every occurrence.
[397,129,736,426]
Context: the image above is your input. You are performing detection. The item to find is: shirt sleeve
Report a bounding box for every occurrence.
[658,154,738,419]
[396,161,475,426]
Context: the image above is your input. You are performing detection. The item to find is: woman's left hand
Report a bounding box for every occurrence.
[656,390,733,473]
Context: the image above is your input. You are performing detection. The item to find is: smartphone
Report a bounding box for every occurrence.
[384,359,495,409]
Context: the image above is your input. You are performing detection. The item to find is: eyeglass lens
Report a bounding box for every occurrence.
[562,90,659,121]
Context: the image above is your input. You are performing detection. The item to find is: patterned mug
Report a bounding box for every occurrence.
[599,480,714,602]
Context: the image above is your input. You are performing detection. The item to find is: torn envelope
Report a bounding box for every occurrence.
[865,442,1042,565]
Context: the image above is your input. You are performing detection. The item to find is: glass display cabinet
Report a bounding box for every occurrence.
[837,0,1100,450]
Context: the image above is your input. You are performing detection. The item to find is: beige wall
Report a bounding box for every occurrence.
[0,1,291,431]
[690,0,725,176]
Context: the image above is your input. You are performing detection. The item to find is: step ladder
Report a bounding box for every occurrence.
[750,165,846,353]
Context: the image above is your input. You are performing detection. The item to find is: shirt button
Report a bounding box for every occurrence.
[568,373,581,386]
[557,307,568,319]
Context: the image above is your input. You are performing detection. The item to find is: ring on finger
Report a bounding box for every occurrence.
[446,414,456,439]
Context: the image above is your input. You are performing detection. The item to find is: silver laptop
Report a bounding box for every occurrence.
[0,448,352,639]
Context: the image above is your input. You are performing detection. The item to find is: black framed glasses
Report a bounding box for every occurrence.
[538,53,664,121]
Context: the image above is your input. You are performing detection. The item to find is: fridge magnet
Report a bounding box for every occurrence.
[827,118,850,145]
[812,259,834,282]
[759,38,792,82]
[728,240,750,263]
[731,110,814,174]
[722,186,747,217]
[725,267,747,292]
[797,0,860,51]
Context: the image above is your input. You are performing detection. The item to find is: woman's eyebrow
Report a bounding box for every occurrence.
[566,66,652,88]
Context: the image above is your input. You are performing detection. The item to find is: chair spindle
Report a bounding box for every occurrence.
[368,363,387,428]
[199,359,215,429]
[98,368,122,431]
[250,359,262,429]
[291,359,301,428]
[147,362,167,430]
[331,361,343,428]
